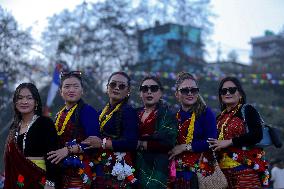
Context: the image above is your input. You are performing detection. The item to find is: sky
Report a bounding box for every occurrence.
[1,0,284,64]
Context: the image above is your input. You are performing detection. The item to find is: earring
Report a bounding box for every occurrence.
[35,105,38,111]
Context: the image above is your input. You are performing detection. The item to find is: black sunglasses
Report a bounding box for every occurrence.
[220,87,238,95]
[139,85,160,93]
[108,82,127,90]
[178,87,199,95]
[60,71,82,79]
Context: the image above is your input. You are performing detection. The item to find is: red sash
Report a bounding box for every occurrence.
[4,135,46,189]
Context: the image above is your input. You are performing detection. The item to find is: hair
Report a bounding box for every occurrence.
[60,73,83,89]
[175,72,206,118]
[107,71,131,87]
[140,75,164,91]
[218,76,246,111]
[12,83,42,128]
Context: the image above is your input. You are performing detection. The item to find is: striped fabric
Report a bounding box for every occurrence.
[222,168,261,189]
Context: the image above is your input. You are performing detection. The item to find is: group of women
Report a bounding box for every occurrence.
[4,71,269,189]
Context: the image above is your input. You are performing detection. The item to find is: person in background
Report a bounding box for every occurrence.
[136,76,177,189]
[82,71,138,188]
[47,71,100,189]
[168,72,217,189]
[208,76,269,188]
[4,83,58,189]
[271,159,284,189]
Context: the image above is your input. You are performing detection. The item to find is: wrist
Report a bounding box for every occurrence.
[66,146,72,155]
[102,138,107,149]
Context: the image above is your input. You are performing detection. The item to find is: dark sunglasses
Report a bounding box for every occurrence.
[220,87,238,95]
[108,82,127,90]
[60,71,82,79]
[139,85,160,93]
[178,87,199,95]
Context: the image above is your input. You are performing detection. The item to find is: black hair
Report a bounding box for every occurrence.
[175,72,206,118]
[60,74,83,89]
[12,83,42,128]
[107,71,131,87]
[218,76,246,111]
[140,75,164,91]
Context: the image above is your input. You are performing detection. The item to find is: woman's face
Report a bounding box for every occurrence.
[16,88,36,115]
[60,76,83,104]
[220,81,241,107]
[107,74,129,103]
[175,79,199,107]
[140,79,162,107]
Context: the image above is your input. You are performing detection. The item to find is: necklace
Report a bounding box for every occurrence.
[55,104,78,135]
[15,115,39,153]
[99,102,123,131]
[176,111,196,144]
[217,104,242,140]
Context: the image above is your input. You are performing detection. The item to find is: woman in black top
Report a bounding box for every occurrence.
[4,83,58,189]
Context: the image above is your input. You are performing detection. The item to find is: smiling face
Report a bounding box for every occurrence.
[220,81,241,108]
[60,76,83,106]
[15,88,36,116]
[107,74,130,105]
[175,79,199,108]
[140,79,162,108]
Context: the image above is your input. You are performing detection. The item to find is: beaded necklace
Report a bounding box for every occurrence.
[99,102,123,131]
[55,104,78,135]
[176,111,196,144]
[15,115,39,153]
[217,104,242,140]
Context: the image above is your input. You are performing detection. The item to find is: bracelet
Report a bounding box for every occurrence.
[102,138,107,149]
[185,144,192,151]
[45,180,55,187]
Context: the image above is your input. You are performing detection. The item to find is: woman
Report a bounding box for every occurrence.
[136,76,177,189]
[82,71,138,188]
[4,83,58,189]
[208,76,269,188]
[47,71,100,189]
[168,72,217,189]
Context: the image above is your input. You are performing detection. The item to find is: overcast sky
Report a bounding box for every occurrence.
[1,0,284,64]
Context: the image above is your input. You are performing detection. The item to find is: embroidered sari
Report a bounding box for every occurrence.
[136,104,178,189]
[217,104,268,188]
[4,130,46,189]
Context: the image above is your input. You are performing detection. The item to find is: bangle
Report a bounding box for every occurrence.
[45,180,55,187]
[185,144,192,151]
[102,138,107,149]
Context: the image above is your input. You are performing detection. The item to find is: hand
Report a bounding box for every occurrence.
[47,147,68,164]
[168,144,186,160]
[207,138,232,151]
[81,136,102,149]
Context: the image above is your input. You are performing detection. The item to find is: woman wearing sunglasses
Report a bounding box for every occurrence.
[47,71,100,189]
[208,76,268,188]
[82,71,138,188]
[136,76,178,188]
[168,72,217,188]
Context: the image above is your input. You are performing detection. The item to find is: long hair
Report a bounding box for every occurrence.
[175,72,206,118]
[12,83,42,129]
[218,76,246,111]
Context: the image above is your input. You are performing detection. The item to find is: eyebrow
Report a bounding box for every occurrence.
[110,80,127,84]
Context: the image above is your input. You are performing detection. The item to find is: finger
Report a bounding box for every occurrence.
[47,153,58,160]
[47,151,56,155]
[169,154,174,160]
[84,146,93,150]
[81,141,90,144]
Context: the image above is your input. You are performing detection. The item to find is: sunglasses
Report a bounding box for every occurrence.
[60,71,82,79]
[220,87,238,95]
[178,87,199,95]
[139,85,160,93]
[108,82,128,90]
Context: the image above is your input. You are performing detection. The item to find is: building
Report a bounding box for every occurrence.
[136,22,204,73]
[251,31,284,71]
